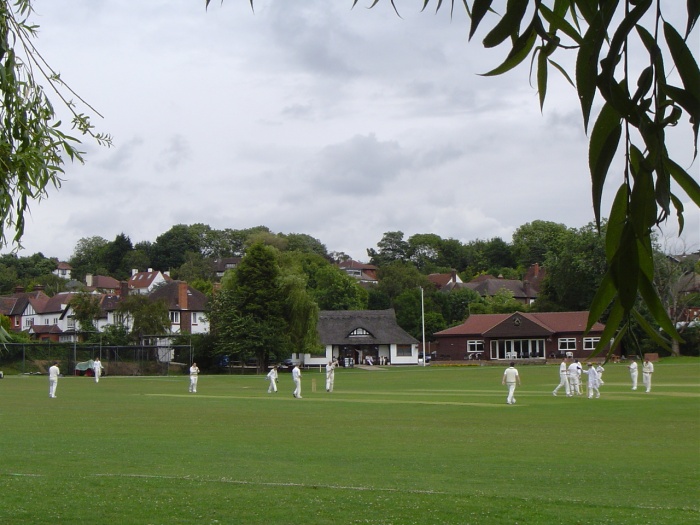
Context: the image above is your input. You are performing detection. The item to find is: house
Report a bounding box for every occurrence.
[127,268,172,295]
[338,260,379,285]
[213,257,242,279]
[298,309,419,366]
[432,311,611,361]
[463,276,538,304]
[0,287,51,332]
[85,274,121,294]
[428,270,463,290]
[148,281,209,334]
[53,261,72,280]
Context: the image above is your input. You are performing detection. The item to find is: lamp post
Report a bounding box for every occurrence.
[420,286,426,367]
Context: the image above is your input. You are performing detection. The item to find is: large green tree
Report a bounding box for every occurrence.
[512,220,569,269]
[209,243,290,371]
[540,222,608,311]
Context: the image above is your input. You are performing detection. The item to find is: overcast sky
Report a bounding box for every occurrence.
[9,0,700,262]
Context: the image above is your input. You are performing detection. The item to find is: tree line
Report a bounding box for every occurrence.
[1,220,698,360]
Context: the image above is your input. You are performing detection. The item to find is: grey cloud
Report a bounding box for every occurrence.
[306,134,411,195]
[155,135,191,172]
[97,136,144,172]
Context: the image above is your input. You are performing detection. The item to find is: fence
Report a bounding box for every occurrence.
[0,342,193,376]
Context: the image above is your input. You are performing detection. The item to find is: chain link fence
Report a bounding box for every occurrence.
[0,342,193,376]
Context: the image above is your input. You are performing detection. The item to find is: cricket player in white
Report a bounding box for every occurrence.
[628,359,638,390]
[582,363,600,398]
[552,358,571,396]
[502,362,520,405]
[325,360,337,392]
[595,363,605,385]
[292,364,302,398]
[189,362,200,393]
[267,366,278,393]
[642,357,654,392]
[568,360,582,395]
[92,357,102,383]
[48,361,60,398]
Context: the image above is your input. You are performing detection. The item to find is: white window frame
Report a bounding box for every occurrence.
[170,311,180,324]
[558,338,576,351]
[583,337,600,351]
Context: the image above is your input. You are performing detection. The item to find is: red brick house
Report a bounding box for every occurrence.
[433,311,611,361]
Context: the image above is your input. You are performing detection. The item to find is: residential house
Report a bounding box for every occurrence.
[432,311,611,361]
[53,261,72,280]
[428,270,463,291]
[338,260,379,285]
[148,281,209,335]
[300,309,419,366]
[127,269,171,295]
[85,274,121,294]
[463,275,538,304]
[213,257,242,280]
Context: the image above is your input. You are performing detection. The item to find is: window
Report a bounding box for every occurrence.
[192,312,198,325]
[396,345,412,357]
[25,318,34,327]
[467,340,484,352]
[559,338,576,351]
[170,311,180,323]
[349,328,370,337]
[14,317,19,327]
[583,337,600,350]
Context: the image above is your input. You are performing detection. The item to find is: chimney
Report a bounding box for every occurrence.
[178,282,188,310]
[451,269,457,284]
[148,268,153,273]
[86,273,93,287]
[131,269,139,276]
[119,281,129,298]
[14,285,24,294]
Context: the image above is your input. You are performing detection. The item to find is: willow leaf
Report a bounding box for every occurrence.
[589,298,625,359]
[687,0,700,36]
[665,157,700,207]
[469,0,494,41]
[537,48,548,110]
[481,27,536,76]
[638,272,682,340]
[483,0,529,48]
[587,271,616,332]
[605,184,628,260]
[631,309,671,350]
[538,3,583,45]
[589,102,622,224]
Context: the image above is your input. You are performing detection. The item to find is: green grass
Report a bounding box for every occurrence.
[0,358,698,524]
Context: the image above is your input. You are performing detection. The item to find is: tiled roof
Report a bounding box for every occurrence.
[435,311,604,336]
[339,260,378,271]
[148,281,208,311]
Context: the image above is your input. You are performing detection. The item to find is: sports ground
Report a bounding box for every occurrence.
[1,358,698,524]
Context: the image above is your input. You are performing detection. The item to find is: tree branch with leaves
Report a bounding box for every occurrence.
[0,1,111,248]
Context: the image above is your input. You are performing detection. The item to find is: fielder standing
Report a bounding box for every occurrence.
[502,362,520,405]
[189,362,200,393]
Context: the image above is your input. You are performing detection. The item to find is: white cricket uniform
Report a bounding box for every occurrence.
[292,366,302,398]
[49,364,60,398]
[553,361,571,396]
[189,365,199,393]
[325,363,336,392]
[92,360,102,383]
[502,366,519,405]
[568,362,582,395]
[629,361,638,390]
[267,368,278,393]
[595,365,605,385]
[643,360,654,392]
[582,366,600,398]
